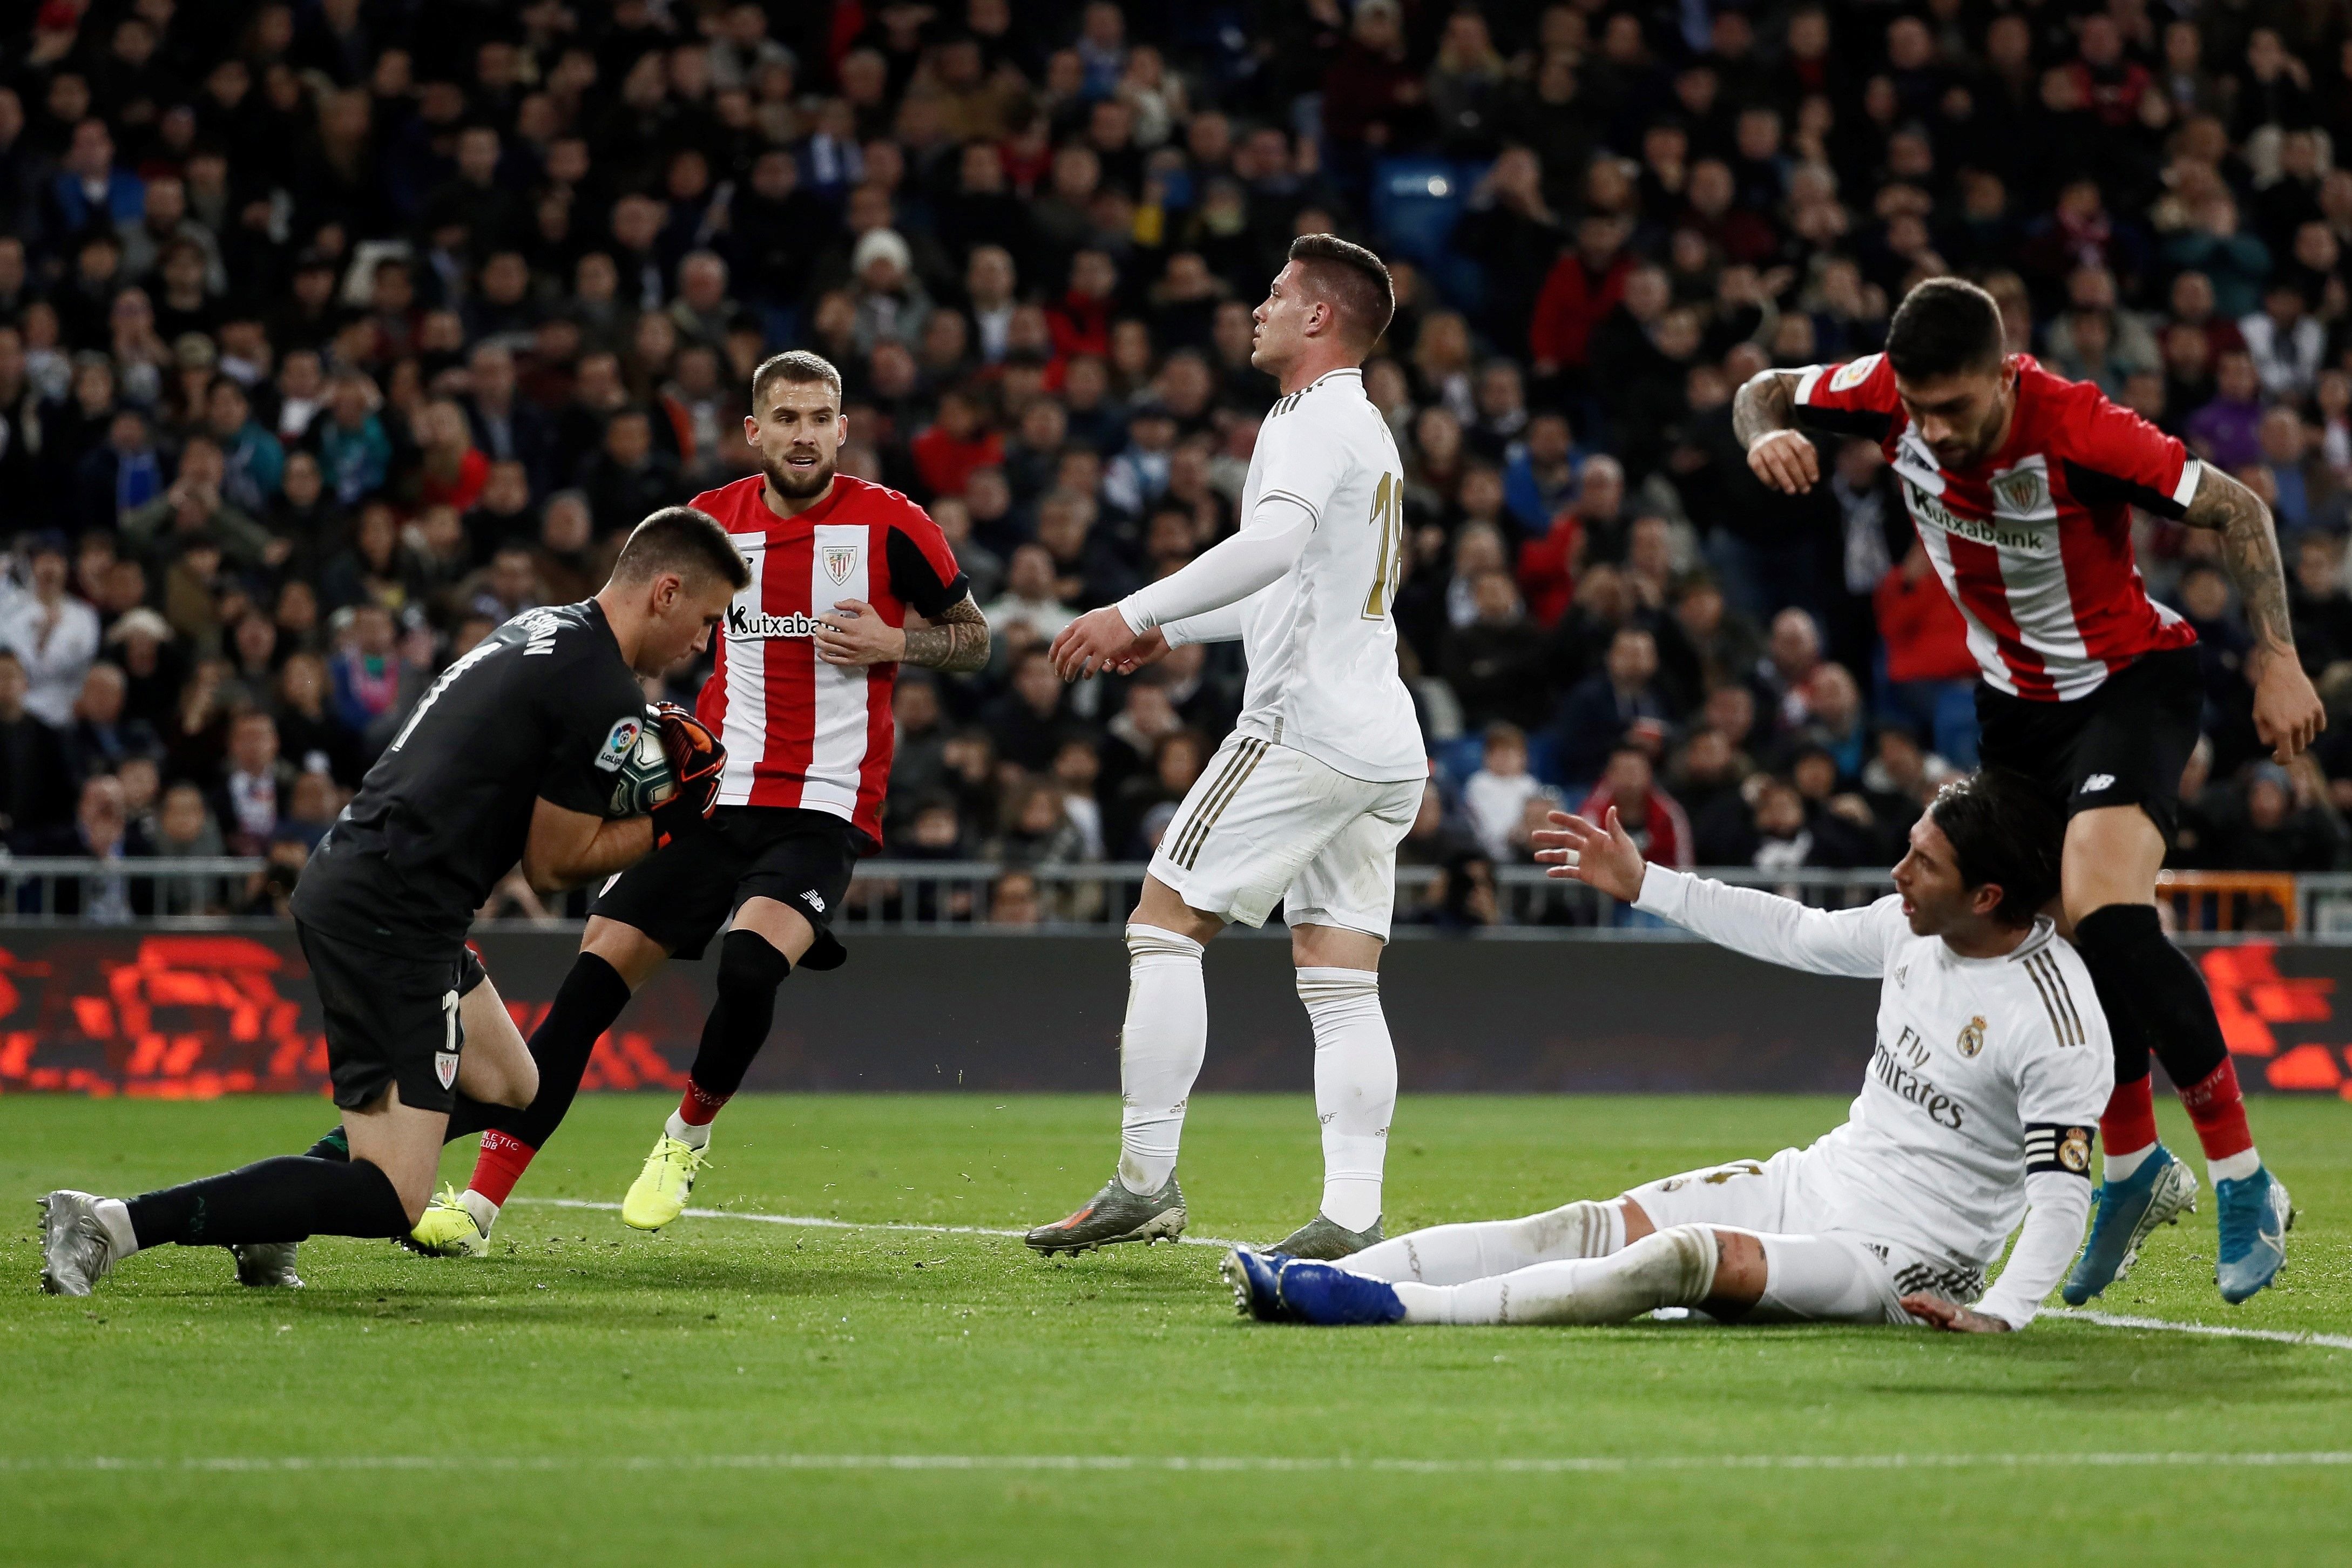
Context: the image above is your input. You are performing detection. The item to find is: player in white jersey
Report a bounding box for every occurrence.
[1025,235,1428,1261]
[1225,771,2114,1332]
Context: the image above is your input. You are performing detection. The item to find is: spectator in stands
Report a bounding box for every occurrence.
[1578,744,1693,873]
[213,708,293,857]
[0,648,73,851]
[1874,543,1981,767]
[63,662,154,782]
[54,773,140,924]
[982,542,1078,647]
[1551,624,1670,786]
[2,533,100,726]
[1442,570,1548,732]
[2211,761,2348,873]
[1463,723,1550,863]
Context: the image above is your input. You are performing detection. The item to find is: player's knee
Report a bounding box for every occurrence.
[715,928,794,1006]
[486,1055,539,1110]
[1511,1199,1624,1259]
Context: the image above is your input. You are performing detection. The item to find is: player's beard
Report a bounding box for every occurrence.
[762,447,836,502]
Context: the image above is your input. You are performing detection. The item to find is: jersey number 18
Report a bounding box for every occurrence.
[1363,471,1404,620]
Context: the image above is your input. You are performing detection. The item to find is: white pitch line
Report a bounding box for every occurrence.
[5,1451,2351,1476]
[506,1200,2352,1350]
[510,1196,1249,1249]
[2044,1308,2352,1352]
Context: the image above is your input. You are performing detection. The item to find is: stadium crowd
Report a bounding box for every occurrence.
[3,0,2352,927]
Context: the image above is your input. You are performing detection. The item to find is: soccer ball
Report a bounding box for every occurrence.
[609,723,679,817]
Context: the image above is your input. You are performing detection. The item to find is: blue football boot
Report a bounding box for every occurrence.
[1273,1258,1407,1326]
[1220,1247,1297,1322]
[2062,1145,2199,1305]
[2214,1167,2293,1305]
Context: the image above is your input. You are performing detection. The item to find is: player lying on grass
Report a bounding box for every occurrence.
[1224,769,2113,1332]
[36,510,746,1296]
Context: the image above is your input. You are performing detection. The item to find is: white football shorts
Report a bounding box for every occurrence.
[1148,732,1422,940]
[1624,1147,1989,1324]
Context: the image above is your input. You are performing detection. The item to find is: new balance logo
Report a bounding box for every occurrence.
[799,889,827,914]
[727,605,820,639]
[2082,773,2116,793]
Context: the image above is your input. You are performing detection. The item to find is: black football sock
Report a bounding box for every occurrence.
[303,1127,350,1162]
[124,1157,410,1249]
[682,930,793,1103]
[502,952,634,1151]
[2073,903,2229,1088]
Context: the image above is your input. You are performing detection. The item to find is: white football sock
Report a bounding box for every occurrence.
[1297,966,1393,1232]
[1391,1225,1718,1326]
[459,1189,500,1235]
[2104,1144,2154,1182]
[1116,924,1206,1196]
[1348,1200,1626,1285]
[665,1111,712,1151]
[93,1197,139,1258]
[2209,1147,2261,1182]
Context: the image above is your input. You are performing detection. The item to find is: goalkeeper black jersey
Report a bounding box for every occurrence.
[291,598,647,953]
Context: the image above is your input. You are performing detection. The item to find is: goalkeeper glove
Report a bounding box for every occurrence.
[649,701,726,847]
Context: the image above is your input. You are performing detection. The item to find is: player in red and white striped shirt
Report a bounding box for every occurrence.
[1735,276,2319,1305]
[411,351,990,1254]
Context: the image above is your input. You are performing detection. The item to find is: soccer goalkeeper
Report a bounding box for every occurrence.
[1226,771,2113,1333]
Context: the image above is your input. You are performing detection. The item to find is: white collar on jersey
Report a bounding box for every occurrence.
[1304,367,1363,388]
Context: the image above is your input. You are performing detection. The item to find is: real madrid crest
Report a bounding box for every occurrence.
[1958,1015,1986,1057]
[1992,469,2045,515]
[2059,1127,2091,1173]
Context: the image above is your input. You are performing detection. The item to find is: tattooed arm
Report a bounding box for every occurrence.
[899,593,991,674]
[814,592,991,674]
[1733,369,1821,494]
[2181,463,2324,761]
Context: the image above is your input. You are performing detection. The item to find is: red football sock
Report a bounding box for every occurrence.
[2100,1076,2159,1160]
[2178,1058,2255,1164]
[676,1078,731,1127]
[469,1129,537,1207]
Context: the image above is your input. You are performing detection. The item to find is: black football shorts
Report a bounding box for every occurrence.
[589,807,858,969]
[1975,645,2204,846]
[297,922,472,1114]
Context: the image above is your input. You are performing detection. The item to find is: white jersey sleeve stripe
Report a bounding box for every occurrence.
[1794,364,1826,404]
[2171,455,2204,509]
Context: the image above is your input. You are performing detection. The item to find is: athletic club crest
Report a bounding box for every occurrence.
[822,545,860,585]
[1958,1015,1986,1057]
[435,1049,459,1090]
[1992,469,2046,515]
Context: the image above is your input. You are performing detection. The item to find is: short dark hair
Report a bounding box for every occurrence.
[1288,233,1395,347]
[751,349,843,409]
[1926,768,2062,927]
[1885,276,2005,381]
[611,506,751,591]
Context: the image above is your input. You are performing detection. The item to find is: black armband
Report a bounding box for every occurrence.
[2024,1122,2096,1177]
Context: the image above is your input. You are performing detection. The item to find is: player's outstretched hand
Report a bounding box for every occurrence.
[1050,605,1142,681]
[815,599,905,667]
[1901,1293,2012,1333]
[1109,626,1170,675]
[1746,429,1819,495]
[1531,808,1646,902]
[2253,654,2326,763]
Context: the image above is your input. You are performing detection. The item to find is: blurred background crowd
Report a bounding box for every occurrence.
[3,0,2352,927]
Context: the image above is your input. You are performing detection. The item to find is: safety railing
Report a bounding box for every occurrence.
[5,857,2351,936]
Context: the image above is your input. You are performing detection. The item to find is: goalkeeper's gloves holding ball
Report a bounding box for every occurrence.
[649,701,726,847]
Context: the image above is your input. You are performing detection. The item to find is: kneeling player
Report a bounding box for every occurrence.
[1225,771,2111,1333]
[36,511,745,1295]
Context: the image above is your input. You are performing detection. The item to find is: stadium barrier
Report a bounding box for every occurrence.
[9,859,2352,931]
[0,921,2347,1101]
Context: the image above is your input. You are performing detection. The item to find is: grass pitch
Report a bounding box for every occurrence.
[4,1092,2350,1567]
